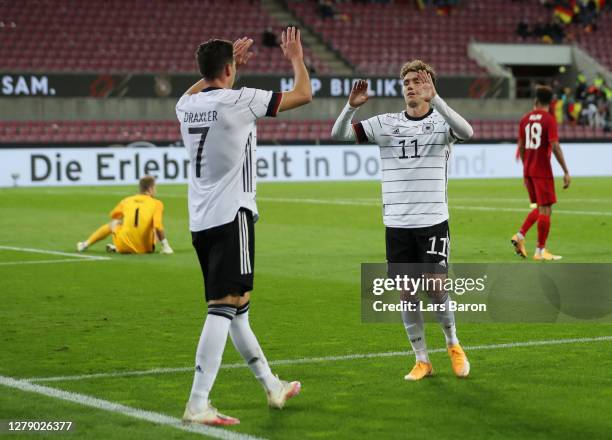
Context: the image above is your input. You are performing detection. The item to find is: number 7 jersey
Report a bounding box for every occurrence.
[353,108,460,229]
[176,87,282,231]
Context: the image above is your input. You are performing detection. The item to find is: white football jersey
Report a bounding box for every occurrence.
[176,87,282,231]
[354,108,460,229]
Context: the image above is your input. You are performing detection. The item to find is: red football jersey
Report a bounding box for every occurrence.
[518,109,558,178]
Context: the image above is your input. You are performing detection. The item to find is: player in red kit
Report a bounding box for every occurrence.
[511,86,571,261]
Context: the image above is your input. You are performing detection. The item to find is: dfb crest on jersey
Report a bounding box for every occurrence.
[422,123,434,134]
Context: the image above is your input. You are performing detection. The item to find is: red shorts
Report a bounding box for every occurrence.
[524,176,556,206]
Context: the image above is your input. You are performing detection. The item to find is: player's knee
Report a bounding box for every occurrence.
[426,289,448,305]
[400,289,419,304]
[208,294,243,307]
[538,204,551,215]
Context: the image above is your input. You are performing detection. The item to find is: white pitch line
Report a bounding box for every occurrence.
[0,258,109,267]
[452,197,612,204]
[0,375,265,440]
[26,335,612,384]
[256,197,612,216]
[0,245,110,261]
[22,189,612,210]
[452,205,612,216]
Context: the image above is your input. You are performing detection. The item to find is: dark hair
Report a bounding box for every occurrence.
[535,85,553,105]
[139,175,156,193]
[196,39,234,80]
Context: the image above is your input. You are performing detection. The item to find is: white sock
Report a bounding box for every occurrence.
[400,304,429,363]
[431,293,459,346]
[536,247,544,255]
[188,304,236,413]
[516,232,525,240]
[229,302,281,394]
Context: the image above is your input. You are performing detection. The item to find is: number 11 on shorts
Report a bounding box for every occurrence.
[427,235,448,257]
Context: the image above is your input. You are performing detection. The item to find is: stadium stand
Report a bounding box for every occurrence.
[0,1,609,144]
[0,0,330,74]
[2,1,608,76]
[286,0,611,74]
[1,119,610,144]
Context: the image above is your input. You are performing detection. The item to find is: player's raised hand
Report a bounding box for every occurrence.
[349,80,369,108]
[233,37,254,70]
[418,70,437,102]
[280,27,303,62]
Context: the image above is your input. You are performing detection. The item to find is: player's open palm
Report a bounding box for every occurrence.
[280,27,303,61]
[417,70,436,102]
[349,80,369,107]
[233,37,253,70]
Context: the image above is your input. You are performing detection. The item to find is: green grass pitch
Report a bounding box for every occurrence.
[1,177,611,439]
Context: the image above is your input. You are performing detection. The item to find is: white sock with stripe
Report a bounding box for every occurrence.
[401,304,429,363]
[431,292,459,346]
[188,304,237,413]
[230,302,282,394]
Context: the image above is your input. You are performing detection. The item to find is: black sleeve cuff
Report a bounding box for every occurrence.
[450,128,466,143]
[265,92,283,117]
[352,122,369,144]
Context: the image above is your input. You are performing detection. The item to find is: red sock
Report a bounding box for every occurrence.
[537,214,551,248]
[520,209,539,236]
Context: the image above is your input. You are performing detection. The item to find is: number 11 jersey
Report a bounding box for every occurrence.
[176,87,282,231]
[353,108,460,229]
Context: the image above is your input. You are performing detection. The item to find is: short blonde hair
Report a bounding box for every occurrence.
[139,175,156,193]
[400,59,436,84]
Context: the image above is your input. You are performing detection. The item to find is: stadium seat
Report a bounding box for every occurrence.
[1,119,610,144]
[0,0,330,74]
[285,0,612,74]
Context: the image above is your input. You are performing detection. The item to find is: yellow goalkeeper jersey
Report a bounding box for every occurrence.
[110,194,164,254]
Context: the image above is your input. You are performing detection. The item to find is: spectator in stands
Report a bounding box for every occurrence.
[536,16,565,43]
[516,20,530,38]
[594,101,609,129]
[575,73,588,101]
[532,21,546,38]
[434,0,460,15]
[316,0,351,21]
[593,73,605,92]
[262,27,278,48]
[317,0,338,19]
[575,0,598,32]
[548,17,566,43]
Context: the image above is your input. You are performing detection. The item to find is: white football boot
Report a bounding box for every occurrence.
[182,401,239,426]
[267,377,301,409]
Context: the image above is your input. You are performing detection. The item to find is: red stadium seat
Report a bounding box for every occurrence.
[0,118,606,144]
[0,0,330,74]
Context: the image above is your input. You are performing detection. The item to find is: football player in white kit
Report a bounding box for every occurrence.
[176,28,312,425]
[331,60,474,381]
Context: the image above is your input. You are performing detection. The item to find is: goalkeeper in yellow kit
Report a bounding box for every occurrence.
[77,176,174,254]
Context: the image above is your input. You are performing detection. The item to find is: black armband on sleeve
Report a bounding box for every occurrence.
[352,122,369,144]
[265,92,283,117]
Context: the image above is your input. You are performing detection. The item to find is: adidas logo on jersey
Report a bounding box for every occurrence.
[438,260,447,268]
[392,128,400,135]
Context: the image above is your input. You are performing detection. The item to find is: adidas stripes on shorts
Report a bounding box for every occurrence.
[191,208,255,302]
